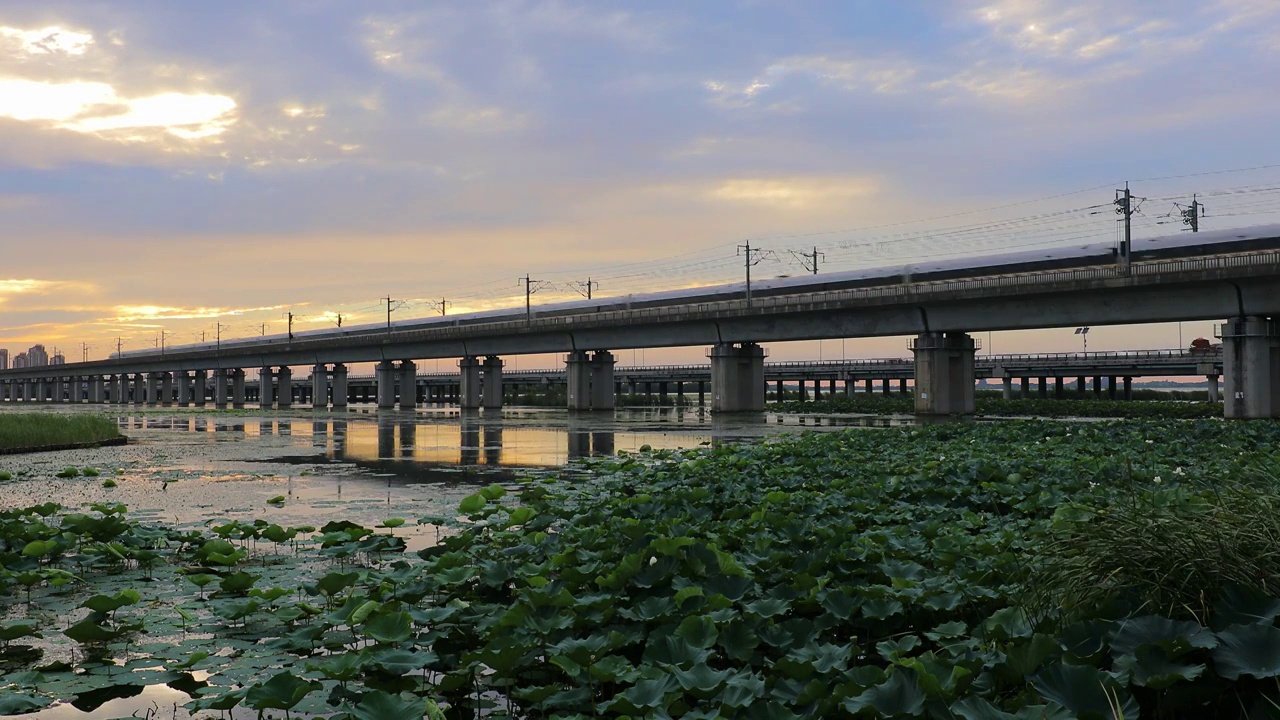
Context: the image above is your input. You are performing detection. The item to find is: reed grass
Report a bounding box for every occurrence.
[0,414,121,450]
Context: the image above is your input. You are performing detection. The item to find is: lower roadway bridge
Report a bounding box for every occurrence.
[0,347,1224,409]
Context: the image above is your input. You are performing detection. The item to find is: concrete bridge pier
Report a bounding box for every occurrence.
[145,373,160,405]
[260,368,275,409]
[158,372,173,405]
[710,342,766,413]
[1020,377,1030,398]
[90,376,104,404]
[1002,375,1012,399]
[911,332,976,415]
[1207,374,1220,402]
[215,371,229,408]
[566,351,591,410]
[482,356,504,409]
[459,356,482,409]
[399,360,417,410]
[277,366,293,409]
[589,351,615,410]
[231,369,246,408]
[332,364,348,409]
[376,360,396,409]
[194,370,207,407]
[312,364,329,409]
[1221,316,1280,419]
[177,371,192,407]
[1055,377,1065,399]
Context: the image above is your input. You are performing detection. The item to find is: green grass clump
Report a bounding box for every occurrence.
[55,467,79,478]
[82,467,100,477]
[0,414,121,450]
[101,479,116,488]
[1034,475,1280,618]
[0,471,11,481]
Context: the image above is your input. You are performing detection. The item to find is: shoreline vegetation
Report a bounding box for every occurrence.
[775,395,1224,418]
[2,420,1279,716]
[0,414,123,453]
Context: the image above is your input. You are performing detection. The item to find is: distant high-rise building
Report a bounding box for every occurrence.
[50,353,65,366]
[0,349,7,370]
[26,344,48,366]
[13,352,27,368]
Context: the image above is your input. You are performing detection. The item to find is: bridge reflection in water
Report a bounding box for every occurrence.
[113,408,915,470]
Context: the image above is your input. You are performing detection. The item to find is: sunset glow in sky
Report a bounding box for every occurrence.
[2,1,1279,365]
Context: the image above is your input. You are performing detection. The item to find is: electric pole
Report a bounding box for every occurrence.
[81,343,89,362]
[1114,182,1141,273]
[216,323,223,349]
[116,337,123,358]
[737,241,776,306]
[790,246,824,275]
[383,296,396,332]
[1180,193,1203,232]
[431,298,450,316]
[573,278,599,300]
[520,275,552,323]
[335,314,343,328]
[284,311,294,341]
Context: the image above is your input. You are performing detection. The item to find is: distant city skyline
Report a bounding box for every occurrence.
[0,2,1277,363]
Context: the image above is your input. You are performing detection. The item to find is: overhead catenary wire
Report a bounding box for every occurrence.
[165,165,1280,346]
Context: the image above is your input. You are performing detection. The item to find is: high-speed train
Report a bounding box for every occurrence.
[119,222,1280,359]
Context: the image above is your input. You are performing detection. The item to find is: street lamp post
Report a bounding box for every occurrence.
[1074,327,1090,354]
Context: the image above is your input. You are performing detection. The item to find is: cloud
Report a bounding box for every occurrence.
[0,279,68,296]
[0,23,238,145]
[428,105,527,133]
[109,303,291,322]
[704,55,917,108]
[0,25,93,57]
[708,177,879,209]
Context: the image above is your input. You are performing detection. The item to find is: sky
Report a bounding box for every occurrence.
[1,0,1279,368]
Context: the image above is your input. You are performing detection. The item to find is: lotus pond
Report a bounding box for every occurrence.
[4,418,1280,718]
